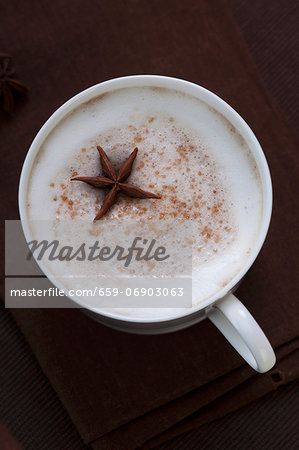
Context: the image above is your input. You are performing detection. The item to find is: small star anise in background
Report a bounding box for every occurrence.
[0,53,28,114]
[71,146,161,220]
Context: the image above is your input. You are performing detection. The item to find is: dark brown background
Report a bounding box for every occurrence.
[1,0,299,449]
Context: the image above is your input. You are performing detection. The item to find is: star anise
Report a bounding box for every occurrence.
[71,146,161,220]
[0,53,28,114]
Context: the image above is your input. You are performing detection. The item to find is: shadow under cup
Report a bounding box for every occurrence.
[18,75,275,372]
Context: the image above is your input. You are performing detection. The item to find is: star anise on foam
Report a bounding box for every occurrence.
[0,53,28,114]
[71,146,161,221]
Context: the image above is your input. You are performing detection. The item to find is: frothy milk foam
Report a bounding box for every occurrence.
[26,86,262,319]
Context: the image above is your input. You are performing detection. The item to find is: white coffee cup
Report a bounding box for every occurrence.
[19,75,276,373]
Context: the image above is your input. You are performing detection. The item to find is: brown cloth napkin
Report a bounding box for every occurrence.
[0,422,22,450]
[1,0,299,448]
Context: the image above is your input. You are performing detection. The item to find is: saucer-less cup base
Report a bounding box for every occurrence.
[18,75,276,373]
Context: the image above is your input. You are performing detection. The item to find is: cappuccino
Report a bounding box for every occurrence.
[26,86,262,317]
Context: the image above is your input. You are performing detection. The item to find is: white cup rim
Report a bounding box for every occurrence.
[18,75,272,323]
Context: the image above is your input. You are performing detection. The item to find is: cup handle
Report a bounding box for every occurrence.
[208,294,276,372]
